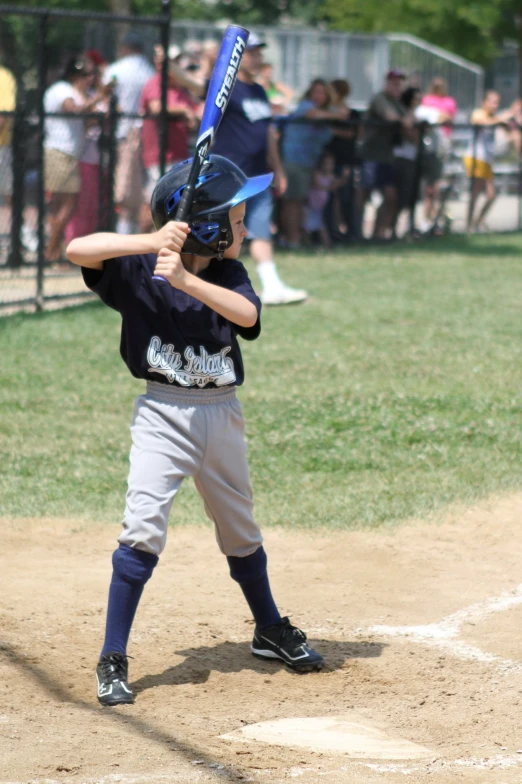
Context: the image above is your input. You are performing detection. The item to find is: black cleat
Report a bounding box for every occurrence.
[96,652,134,706]
[251,617,324,672]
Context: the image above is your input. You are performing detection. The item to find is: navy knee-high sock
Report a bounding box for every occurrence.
[227,546,281,630]
[101,544,158,657]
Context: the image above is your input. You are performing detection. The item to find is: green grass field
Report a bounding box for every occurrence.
[1,234,522,529]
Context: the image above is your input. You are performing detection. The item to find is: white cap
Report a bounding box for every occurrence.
[246,32,267,50]
[168,44,181,61]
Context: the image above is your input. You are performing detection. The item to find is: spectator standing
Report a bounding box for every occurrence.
[324,79,361,240]
[138,44,201,232]
[358,69,412,239]
[280,79,338,248]
[392,86,422,224]
[209,33,307,305]
[325,79,354,169]
[65,51,109,243]
[104,32,155,234]
[0,53,16,207]
[257,63,294,116]
[464,91,513,232]
[44,56,107,262]
[303,150,343,247]
[420,78,457,227]
[421,78,457,135]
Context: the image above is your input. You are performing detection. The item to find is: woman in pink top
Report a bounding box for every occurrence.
[422,77,457,132]
[139,44,201,232]
[420,78,457,227]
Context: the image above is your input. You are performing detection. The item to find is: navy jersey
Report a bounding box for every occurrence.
[82,255,261,388]
[212,80,272,177]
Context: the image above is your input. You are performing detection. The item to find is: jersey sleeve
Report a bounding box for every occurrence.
[81,255,147,313]
[219,260,262,341]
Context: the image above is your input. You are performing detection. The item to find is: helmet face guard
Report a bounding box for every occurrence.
[150,155,273,258]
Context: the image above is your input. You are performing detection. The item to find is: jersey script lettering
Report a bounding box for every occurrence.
[146,335,237,387]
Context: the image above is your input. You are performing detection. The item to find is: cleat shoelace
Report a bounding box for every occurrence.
[99,654,129,683]
[278,619,307,648]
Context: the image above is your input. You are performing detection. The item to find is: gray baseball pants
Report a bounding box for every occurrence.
[119,381,263,558]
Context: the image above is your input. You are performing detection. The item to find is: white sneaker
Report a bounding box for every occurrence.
[261,284,308,306]
[21,226,38,252]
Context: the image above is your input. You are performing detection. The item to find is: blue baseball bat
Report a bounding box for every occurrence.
[153,25,250,284]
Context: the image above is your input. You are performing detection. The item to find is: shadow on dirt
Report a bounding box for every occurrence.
[132,638,386,694]
[1,642,257,783]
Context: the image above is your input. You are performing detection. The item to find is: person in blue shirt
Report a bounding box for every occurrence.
[182,33,307,306]
[66,154,324,707]
[280,79,340,249]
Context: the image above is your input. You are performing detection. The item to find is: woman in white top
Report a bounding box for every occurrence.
[65,52,110,244]
[44,56,109,262]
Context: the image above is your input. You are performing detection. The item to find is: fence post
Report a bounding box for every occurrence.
[159,0,171,178]
[518,123,522,233]
[106,93,118,232]
[35,11,49,311]
[7,91,25,269]
[466,124,479,233]
[409,120,426,236]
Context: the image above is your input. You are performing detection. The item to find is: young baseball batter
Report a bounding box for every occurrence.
[67,154,324,706]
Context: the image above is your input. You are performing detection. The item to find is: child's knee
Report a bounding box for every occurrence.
[227,545,267,584]
[112,544,158,585]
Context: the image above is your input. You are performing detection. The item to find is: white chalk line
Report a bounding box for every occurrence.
[369,581,522,673]
[285,753,522,778]
[0,777,178,784]
[7,755,521,784]
[0,770,237,784]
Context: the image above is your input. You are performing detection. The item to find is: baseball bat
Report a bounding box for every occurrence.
[152,25,250,283]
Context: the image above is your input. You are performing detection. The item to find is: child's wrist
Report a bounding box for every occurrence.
[177,270,195,293]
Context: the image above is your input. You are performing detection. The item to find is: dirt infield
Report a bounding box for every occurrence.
[2,496,522,784]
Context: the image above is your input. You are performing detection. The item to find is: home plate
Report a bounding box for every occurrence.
[221,714,432,759]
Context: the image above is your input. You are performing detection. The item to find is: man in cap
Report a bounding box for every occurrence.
[213,33,306,305]
[358,69,413,239]
[172,33,307,305]
[104,32,155,234]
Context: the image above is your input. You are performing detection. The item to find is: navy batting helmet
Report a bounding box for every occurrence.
[150,155,273,258]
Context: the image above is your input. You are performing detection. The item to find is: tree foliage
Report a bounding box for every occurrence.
[320,0,521,67]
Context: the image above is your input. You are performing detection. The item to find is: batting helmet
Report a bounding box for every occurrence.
[150,155,273,258]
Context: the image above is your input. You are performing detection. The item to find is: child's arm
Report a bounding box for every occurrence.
[154,248,258,329]
[66,222,191,269]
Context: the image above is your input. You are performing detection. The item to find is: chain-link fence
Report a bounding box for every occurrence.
[0,3,172,311]
[273,116,522,246]
[0,6,520,313]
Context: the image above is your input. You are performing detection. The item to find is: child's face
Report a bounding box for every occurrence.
[224,202,248,259]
